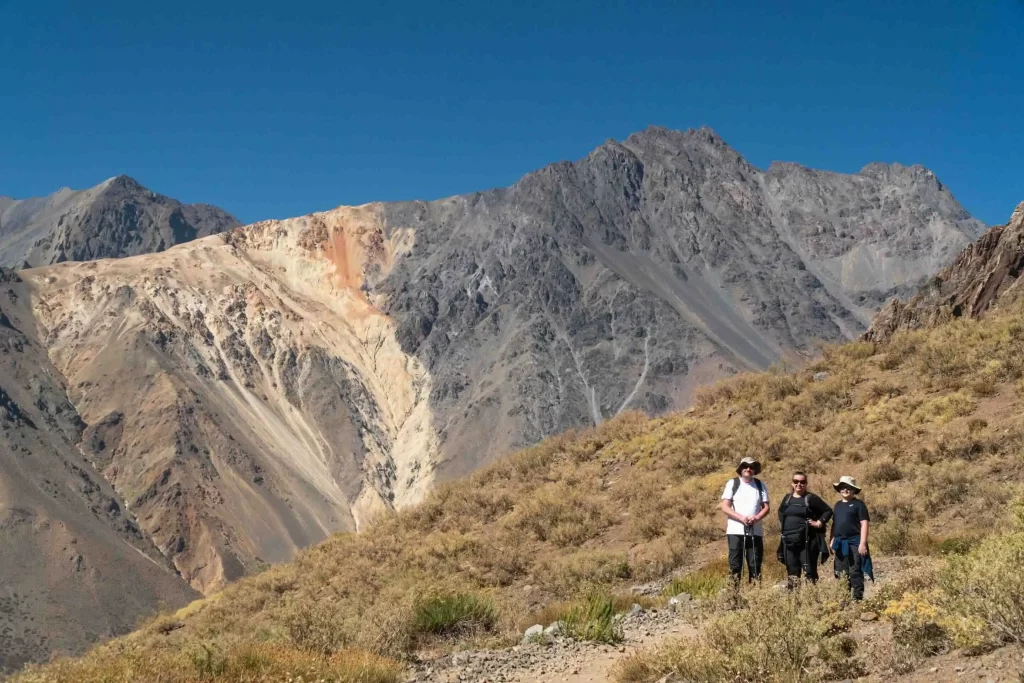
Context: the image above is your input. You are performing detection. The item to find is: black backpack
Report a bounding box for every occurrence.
[729,477,765,501]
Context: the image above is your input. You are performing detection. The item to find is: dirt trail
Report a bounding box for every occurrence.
[410,601,698,683]
[413,556,1022,683]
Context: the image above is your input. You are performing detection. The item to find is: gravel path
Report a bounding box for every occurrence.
[407,601,697,683]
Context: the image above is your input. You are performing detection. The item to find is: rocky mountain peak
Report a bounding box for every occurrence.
[0,177,240,268]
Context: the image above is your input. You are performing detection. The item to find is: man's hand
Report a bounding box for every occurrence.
[809,520,823,529]
[858,543,868,557]
[743,515,756,526]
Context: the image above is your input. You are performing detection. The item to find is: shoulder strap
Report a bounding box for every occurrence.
[754,478,764,496]
[731,477,740,497]
[780,493,792,510]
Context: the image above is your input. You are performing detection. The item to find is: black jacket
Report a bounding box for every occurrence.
[775,492,833,564]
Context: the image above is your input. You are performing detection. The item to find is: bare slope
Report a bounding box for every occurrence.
[24,205,437,594]
[0,268,197,673]
[0,176,239,269]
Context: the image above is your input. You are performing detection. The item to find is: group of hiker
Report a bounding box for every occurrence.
[720,457,872,599]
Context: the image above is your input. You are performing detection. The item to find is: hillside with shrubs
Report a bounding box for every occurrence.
[14,283,1024,680]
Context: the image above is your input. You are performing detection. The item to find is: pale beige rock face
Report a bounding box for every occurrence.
[24,204,438,594]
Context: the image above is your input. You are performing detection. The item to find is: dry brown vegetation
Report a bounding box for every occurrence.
[15,300,1024,681]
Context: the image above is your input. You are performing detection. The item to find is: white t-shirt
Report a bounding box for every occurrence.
[722,478,770,536]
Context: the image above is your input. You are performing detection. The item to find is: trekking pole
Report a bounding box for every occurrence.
[802,521,810,583]
[743,523,752,583]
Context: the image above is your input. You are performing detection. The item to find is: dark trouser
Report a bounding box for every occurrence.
[727,533,763,582]
[834,545,865,600]
[783,539,818,584]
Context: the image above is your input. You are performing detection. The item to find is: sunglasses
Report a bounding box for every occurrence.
[741,465,756,470]
[792,480,807,485]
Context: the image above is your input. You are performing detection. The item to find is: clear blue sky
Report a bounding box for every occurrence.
[1,0,1021,225]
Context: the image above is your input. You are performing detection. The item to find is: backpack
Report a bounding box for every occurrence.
[729,479,761,499]
[729,477,765,503]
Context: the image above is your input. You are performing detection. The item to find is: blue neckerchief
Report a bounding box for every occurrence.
[831,535,874,581]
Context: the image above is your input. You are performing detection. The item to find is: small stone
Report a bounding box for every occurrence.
[522,624,544,644]
[859,611,878,622]
[813,371,830,382]
[544,621,563,637]
[629,603,644,616]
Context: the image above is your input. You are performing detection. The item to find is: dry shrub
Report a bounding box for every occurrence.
[942,530,1024,645]
[613,581,858,683]
[865,461,904,484]
[534,550,632,596]
[12,642,404,683]
[504,481,608,546]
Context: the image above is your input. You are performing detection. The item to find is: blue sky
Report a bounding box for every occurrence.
[1,0,1021,225]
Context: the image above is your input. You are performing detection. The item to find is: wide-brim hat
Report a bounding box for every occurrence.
[833,475,862,493]
[736,457,761,475]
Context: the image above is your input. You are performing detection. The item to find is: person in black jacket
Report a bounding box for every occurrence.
[776,471,832,588]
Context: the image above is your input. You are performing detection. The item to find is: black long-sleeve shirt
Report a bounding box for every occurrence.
[778,492,833,536]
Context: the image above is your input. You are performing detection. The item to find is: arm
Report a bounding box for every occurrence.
[809,494,832,528]
[753,500,770,524]
[720,498,749,524]
[858,503,869,555]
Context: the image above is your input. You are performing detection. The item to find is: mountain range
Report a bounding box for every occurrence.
[0,126,990,669]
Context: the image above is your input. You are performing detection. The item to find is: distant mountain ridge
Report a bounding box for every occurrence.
[0,176,240,269]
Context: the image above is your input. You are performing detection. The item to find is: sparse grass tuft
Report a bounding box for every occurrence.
[663,569,726,600]
[411,593,498,640]
[560,592,624,643]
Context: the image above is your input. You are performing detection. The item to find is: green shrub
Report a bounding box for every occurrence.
[663,569,726,600]
[411,593,498,639]
[562,592,624,643]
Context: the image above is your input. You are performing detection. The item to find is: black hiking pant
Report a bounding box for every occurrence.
[782,538,818,584]
[727,533,763,583]
[834,546,865,600]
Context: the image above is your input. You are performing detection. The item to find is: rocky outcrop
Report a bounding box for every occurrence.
[0,268,197,673]
[0,176,239,269]
[864,201,1024,342]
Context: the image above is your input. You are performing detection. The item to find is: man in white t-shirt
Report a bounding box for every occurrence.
[720,456,771,583]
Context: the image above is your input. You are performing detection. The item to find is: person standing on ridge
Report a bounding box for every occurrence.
[830,476,873,600]
[776,471,832,588]
[720,457,770,584]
